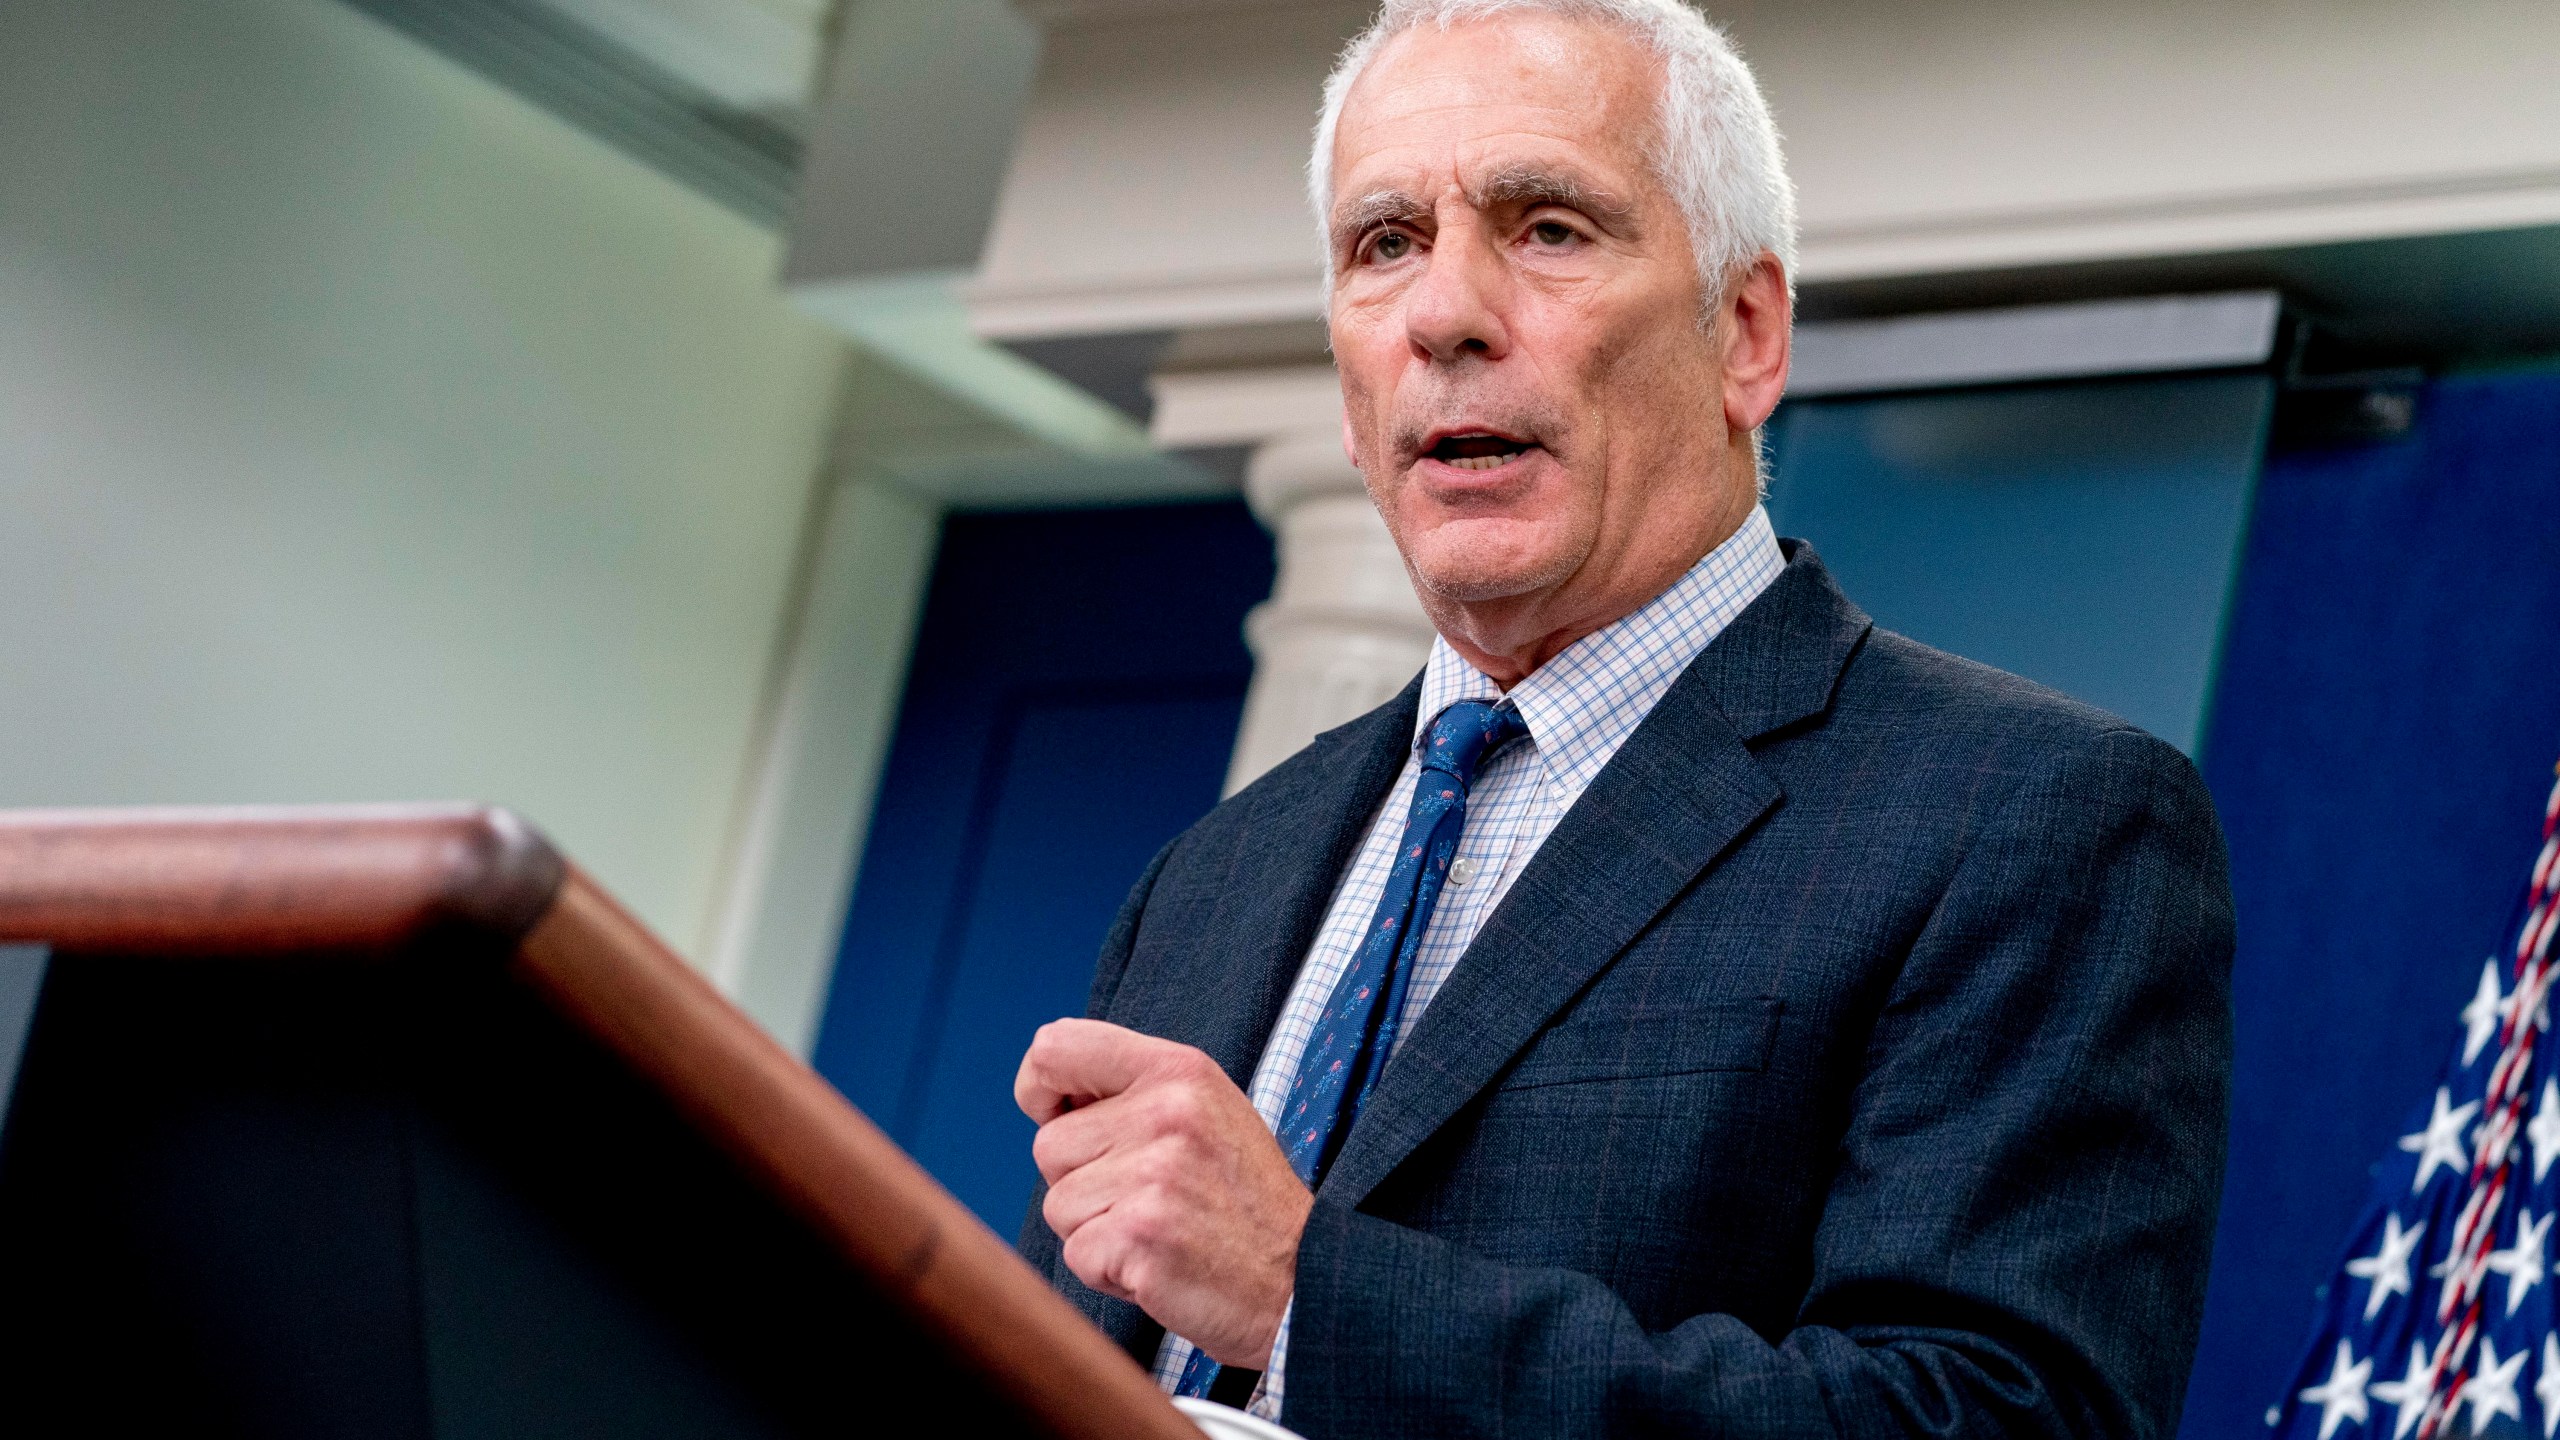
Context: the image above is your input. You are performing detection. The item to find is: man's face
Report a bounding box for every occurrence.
[1327,13,1752,613]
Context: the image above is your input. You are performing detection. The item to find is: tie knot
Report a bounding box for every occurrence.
[1420,700,1528,786]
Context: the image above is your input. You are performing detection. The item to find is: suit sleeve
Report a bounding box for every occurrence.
[1080,834,1178,1021]
[1282,726,2236,1440]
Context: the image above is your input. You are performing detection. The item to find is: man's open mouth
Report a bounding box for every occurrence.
[1427,433,1537,472]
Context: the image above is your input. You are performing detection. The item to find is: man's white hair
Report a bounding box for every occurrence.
[1309,0,1796,300]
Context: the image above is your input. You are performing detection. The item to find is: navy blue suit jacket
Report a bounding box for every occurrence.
[1019,543,2235,1439]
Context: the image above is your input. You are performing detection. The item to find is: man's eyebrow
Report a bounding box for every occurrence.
[1471,166,1638,231]
[1330,190,1431,249]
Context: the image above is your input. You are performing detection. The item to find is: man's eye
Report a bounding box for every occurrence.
[1371,232,1413,262]
[1529,220,1578,247]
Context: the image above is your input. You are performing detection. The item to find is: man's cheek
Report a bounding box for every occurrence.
[1340,390,1389,476]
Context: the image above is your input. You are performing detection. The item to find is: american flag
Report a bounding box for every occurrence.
[2272,769,2560,1440]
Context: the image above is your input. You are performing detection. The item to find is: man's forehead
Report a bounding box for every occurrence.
[1329,158,1637,232]
[1338,135,1616,194]
[1328,117,1655,233]
[1330,15,1660,210]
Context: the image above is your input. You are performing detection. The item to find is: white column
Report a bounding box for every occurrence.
[1146,364,1439,794]
[1225,433,1435,794]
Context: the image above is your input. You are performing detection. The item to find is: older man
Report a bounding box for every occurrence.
[1012,1,2234,1436]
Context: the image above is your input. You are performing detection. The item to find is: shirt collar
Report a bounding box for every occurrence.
[1413,505,1786,795]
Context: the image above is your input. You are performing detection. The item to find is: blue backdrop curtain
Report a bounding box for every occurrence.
[809,502,1273,1231]
[2184,368,2560,1436]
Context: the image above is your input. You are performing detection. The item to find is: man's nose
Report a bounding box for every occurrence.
[1403,227,1512,365]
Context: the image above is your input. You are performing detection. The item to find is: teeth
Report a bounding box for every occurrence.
[1446,453,1514,471]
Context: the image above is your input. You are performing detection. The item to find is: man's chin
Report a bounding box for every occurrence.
[1408,541,1584,605]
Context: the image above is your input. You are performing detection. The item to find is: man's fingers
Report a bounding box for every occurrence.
[1014,1017,1198,1124]
[1040,1140,1163,1242]
[1028,1095,1124,1184]
[1058,1205,1144,1304]
[1013,1017,1144,1123]
[1036,1066,1236,1180]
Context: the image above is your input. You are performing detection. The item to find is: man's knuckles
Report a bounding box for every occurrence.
[1040,1164,1108,1236]
[1028,1115,1087,1182]
[1150,1042,1225,1088]
[1030,1089,1216,1179]
[1059,1223,1135,1299]
[1061,1213,1174,1305]
[1131,1077,1214,1135]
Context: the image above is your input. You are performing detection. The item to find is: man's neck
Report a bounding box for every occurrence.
[1430,507,1757,688]
[1436,608,1627,690]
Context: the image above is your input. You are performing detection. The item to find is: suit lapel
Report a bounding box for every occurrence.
[1319,546,1872,1209]
[1082,678,1419,1353]
[1116,679,1420,1089]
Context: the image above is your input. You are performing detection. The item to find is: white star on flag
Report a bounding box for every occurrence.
[2300,1340,2371,1440]
[2465,959,2510,1066]
[2530,1079,2560,1185]
[2466,1337,2527,1435]
[2371,1343,2437,1440]
[2346,1214,2426,1321]
[2267,769,2560,1440]
[2404,1087,2483,1193]
[2492,1208,2555,1316]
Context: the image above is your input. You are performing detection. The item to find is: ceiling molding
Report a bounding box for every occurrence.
[1789,292,2283,398]
[542,0,831,112]
[1013,0,1313,25]
[338,0,802,228]
[793,272,1155,459]
[1147,364,1341,448]
[967,263,1323,342]
[1799,167,2560,285]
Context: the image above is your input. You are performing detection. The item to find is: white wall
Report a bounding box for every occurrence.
[0,0,855,954]
[1726,0,2560,279]
[970,0,1365,337]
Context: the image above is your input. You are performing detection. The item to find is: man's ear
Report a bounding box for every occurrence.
[1341,407,1361,470]
[1720,254,1792,434]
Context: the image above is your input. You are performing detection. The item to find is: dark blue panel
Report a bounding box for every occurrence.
[811,501,1274,1231]
[904,691,1246,1226]
[1767,375,2270,750]
[2183,370,2560,1438]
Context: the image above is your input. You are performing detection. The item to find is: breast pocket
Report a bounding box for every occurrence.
[1500,996,1783,1090]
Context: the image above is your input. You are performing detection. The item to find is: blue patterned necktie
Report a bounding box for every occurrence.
[1175,698,1528,1401]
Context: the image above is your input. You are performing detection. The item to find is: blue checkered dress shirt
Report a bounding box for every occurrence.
[1153,507,1786,1420]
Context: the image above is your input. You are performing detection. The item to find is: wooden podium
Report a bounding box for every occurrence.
[0,805,1199,1439]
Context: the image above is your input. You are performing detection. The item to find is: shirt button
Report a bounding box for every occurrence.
[1448,857,1479,886]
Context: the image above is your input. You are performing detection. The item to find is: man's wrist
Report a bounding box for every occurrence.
[1239,1184,1311,1365]
[1246,1297,1293,1420]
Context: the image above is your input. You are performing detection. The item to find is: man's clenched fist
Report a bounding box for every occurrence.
[1015,1018,1311,1367]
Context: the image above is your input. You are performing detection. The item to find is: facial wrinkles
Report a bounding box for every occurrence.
[1473,165,1637,235]
[1387,369,1565,472]
[1378,204,1658,478]
[1332,62,1625,255]
[1597,326,1736,598]
[1353,20,1587,132]
[1350,18,1662,171]
[1329,17,1723,632]
[1361,173,1650,472]
[1496,249,1709,599]
[1330,190,1428,259]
